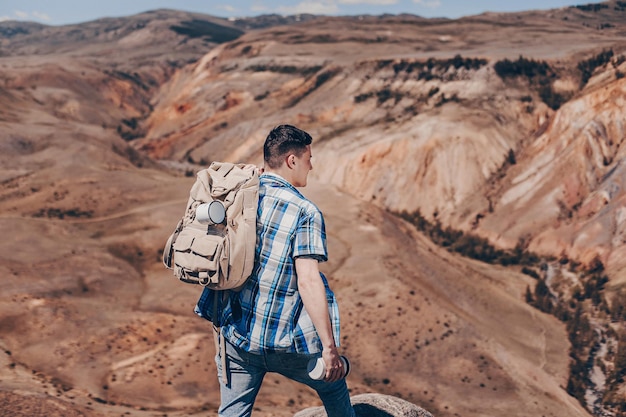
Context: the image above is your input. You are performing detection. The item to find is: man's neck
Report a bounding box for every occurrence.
[264,167,294,185]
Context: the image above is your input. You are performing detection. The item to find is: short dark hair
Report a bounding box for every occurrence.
[263,125,312,169]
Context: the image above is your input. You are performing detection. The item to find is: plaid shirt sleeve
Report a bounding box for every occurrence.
[293,210,328,261]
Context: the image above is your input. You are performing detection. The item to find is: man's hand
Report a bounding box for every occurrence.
[322,345,345,382]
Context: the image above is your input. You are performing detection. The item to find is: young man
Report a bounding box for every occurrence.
[195,125,355,417]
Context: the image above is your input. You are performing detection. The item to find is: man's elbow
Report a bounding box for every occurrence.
[298,272,320,292]
[297,269,325,294]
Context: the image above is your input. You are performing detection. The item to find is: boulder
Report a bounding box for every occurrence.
[294,393,434,417]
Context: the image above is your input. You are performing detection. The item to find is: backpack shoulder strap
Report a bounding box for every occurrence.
[211,290,229,386]
[241,183,258,276]
[162,218,183,268]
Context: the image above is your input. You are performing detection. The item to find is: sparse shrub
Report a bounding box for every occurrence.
[533,279,553,313]
[105,70,149,91]
[572,285,584,301]
[611,331,626,383]
[427,86,440,97]
[525,286,534,303]
[564,304,596,407]
[247,64,322,75]
[450,233,499,262]
[0,26,29,38]
[314,68,340,89]
[376,88,405,105]
[111,143,147,168]
[418,71,435,81]
[376,59,393,70]
[556,199,574,221]
[299,34,336,43]
[117,117,145,141]
[578,49,614,86]
[587,255,605,274]
[553,301,572,322]
[254,91,270,101]
[434,93,460,107]
[354,92,374,103]
[494,57,570,109]
[521,266,539,279]
[598,23,614,30]
[384,55,487,81]
[396,209,542,267]
[567,355,589,406]
[572,3,609,12]
[568,305,595,347]
[287,68,341,107]
[33,207,93,219]
[169,20,243,43]
[538,83,569,110]
[376,88,393,104]
[121,117,138,130]
[494,56,550,79]
[610,291,626,322]
[507,149,516,165]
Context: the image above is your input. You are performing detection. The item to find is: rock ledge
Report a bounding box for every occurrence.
[294,393,434,417]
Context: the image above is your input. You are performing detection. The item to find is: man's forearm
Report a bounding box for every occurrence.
[296,257,345,382]
[295,258,336,349]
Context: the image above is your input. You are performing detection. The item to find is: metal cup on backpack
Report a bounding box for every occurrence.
[195,201,226,225]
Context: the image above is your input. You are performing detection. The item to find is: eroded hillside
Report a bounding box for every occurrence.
[133,3,626,415]
[1,3,626,417]
[136,4,626,274]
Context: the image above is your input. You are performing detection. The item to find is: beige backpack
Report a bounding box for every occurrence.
[163,162,259,290]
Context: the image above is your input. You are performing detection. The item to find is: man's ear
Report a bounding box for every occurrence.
[286,154,296,169]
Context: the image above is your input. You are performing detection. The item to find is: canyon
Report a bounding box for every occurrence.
[1,2,626,416]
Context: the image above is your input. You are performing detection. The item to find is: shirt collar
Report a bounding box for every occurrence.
[261,172,291,187]
[260,172,303,197]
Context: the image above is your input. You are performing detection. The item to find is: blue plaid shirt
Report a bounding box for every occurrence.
[195,173,341,354]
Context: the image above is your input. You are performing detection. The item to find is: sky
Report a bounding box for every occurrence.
[0,0,606,26]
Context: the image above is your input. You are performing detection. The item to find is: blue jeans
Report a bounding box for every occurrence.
[217,340,356,417]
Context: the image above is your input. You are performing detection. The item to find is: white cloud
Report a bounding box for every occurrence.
[10,9,51,22]
[32,11,51,21]
[276,1,340,15]
[217,5,237,13]
[339,0,397,5]
[267,0,399,16]
[250,4,269,12]
[413,0,442,8]
[0,16,12,22]
[250,1,270,13]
